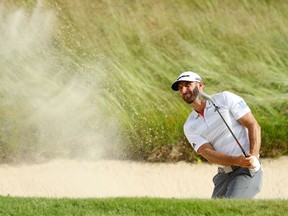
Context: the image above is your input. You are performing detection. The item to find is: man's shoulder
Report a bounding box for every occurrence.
[183,110,198,130]
[185,110,197,121]
[212,91,235,98]
[211,91,239,102]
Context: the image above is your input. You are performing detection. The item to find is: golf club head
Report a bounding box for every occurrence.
[199,91,212,101]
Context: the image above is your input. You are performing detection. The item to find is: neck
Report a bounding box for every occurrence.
[192,99,206,113]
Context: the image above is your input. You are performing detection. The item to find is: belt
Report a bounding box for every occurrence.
[217,166,239,174]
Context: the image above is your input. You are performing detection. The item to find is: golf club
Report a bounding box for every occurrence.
[199,91,249,158]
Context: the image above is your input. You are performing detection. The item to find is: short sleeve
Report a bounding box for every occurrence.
[223,91,251,120]
[184,124,208,153]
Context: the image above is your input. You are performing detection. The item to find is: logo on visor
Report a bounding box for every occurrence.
[192,143,196,149]
[177,75,190,80]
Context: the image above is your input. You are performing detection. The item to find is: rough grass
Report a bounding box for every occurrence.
[0,0,287,162]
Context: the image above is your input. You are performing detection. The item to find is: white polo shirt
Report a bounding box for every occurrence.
[184,91,251,156]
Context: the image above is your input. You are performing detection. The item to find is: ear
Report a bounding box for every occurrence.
[198,81,204,89]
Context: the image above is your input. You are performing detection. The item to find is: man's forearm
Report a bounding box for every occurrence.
[248,123,261,156]
[200,147,255,168]
[238,112,261,156]
[200,147,238,167]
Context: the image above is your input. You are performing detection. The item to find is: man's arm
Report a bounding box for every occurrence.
[197,111,261,168]
[198,144,255,168]
[238,112,261,156]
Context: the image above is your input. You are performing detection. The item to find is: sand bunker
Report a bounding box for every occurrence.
[0,157,287,199]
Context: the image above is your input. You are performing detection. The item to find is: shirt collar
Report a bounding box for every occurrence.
[192,100,213,118]
[206,100,213,109]
[191,110,199,118]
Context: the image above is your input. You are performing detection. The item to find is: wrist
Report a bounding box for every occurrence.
[233,156,242,167]
[250,153,260,159]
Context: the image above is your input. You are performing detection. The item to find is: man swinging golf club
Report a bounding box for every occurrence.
[171,71,263,198]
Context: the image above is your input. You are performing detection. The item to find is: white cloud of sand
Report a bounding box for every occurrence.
[0,2,122,162]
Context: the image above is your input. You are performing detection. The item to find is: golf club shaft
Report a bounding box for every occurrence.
[211,101,249,158]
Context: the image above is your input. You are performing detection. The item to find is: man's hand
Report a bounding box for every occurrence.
[235,154,261,172]
[235,154,255,168]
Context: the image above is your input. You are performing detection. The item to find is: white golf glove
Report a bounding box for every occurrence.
[249,156,261,173]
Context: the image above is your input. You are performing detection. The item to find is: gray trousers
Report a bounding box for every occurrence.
[212,167,263,198]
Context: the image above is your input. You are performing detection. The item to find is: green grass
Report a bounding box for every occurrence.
[0,196,287,216]
[0,0,287,162]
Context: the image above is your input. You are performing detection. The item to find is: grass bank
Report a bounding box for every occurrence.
[0,0,287,162]
[0,196,287,216]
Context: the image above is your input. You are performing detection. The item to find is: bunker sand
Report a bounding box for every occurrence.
[0,157,287,199]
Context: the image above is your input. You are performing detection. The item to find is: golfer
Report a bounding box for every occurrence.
[171,71,263,198]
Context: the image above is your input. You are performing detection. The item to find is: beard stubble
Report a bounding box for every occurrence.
[182,86,199,104]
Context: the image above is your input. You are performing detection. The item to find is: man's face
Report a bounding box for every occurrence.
[178,81,200,104]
